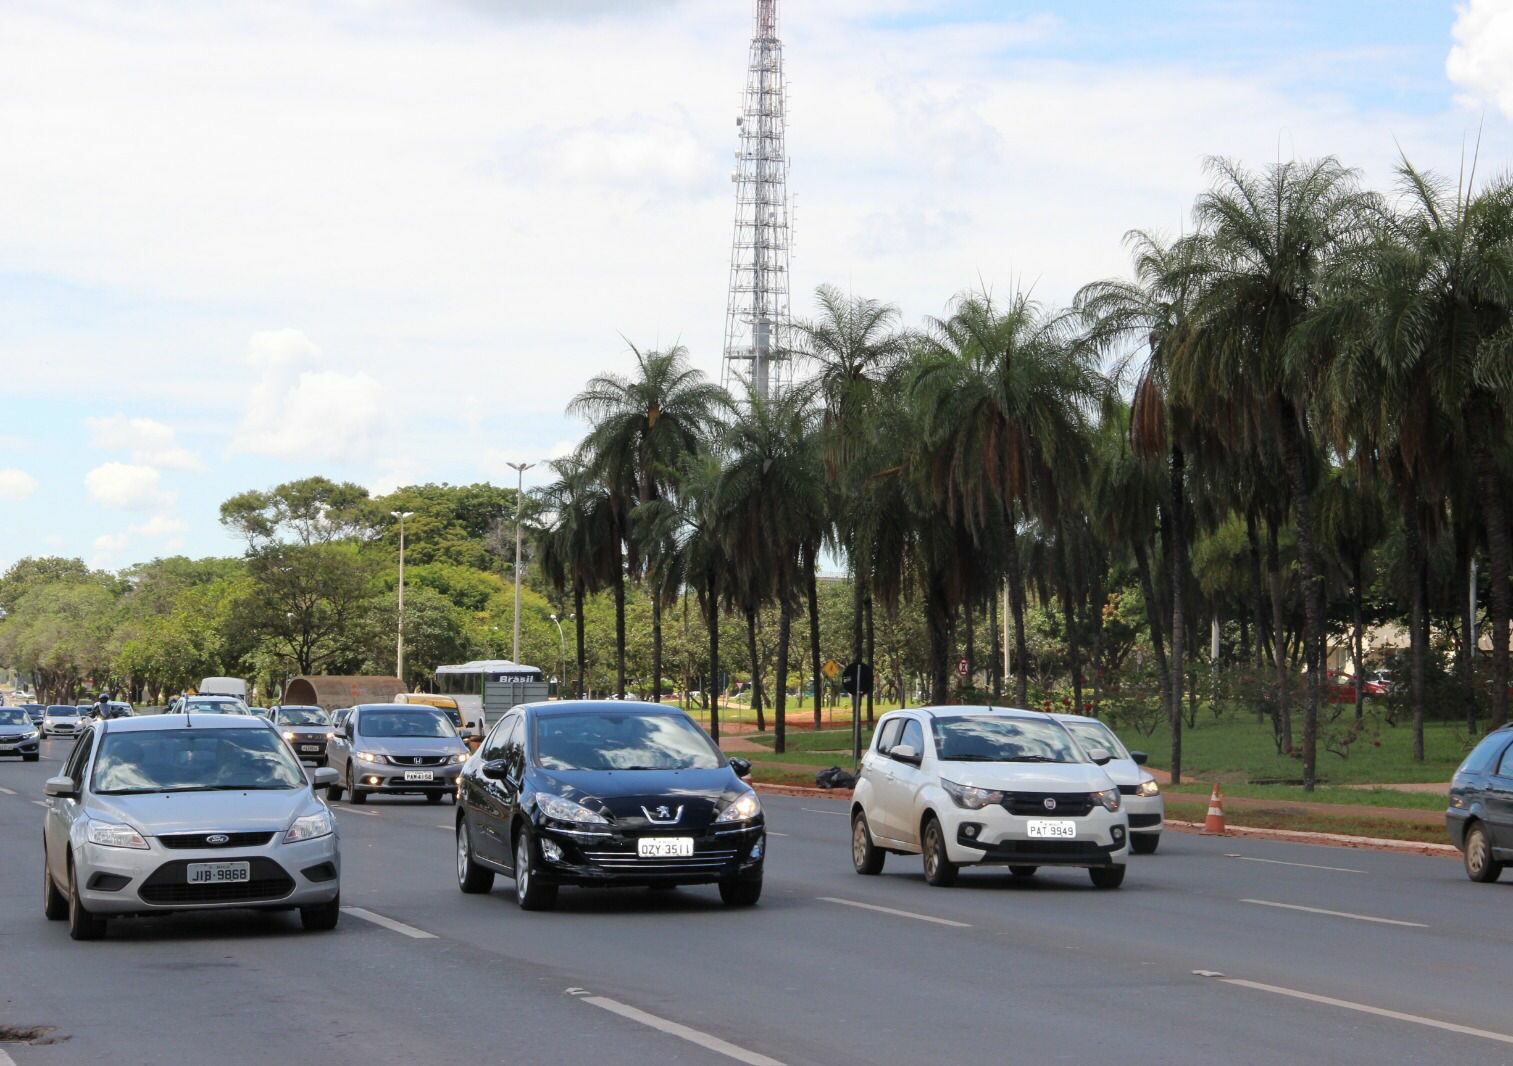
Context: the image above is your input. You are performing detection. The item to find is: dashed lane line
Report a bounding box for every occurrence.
[1225,854,1365,874]
[342,906,437,939]
[332,807,378,816]
[817,896,971,928]
[31,800,47,808]
[0,785,16,795]
[800,807,847,816]
[1240,898,1427,927]
[566,988,784,1066]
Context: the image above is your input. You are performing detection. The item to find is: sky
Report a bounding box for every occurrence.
[1,0,1512,572]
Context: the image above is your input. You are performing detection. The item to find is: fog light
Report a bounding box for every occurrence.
[1112,826,1126,844]
[366,776,382,785]
[540,839,564,863]
[963,824,979,838]
[749,838,764,861]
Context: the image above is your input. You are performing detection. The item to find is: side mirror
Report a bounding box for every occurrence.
[729,756,753,778]
[482,759,509,781]
[310,767,338,789]
[1087,747,1113,766]
[1129,751,1148,766]
[44,776,77,799]
[890,743,921,765]
[343,722,355,740]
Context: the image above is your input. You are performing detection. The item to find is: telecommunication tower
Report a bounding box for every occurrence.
[721,0,792,401]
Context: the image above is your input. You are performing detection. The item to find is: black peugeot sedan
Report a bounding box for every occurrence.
[1447,724,1513,882]
[455,701,764,911]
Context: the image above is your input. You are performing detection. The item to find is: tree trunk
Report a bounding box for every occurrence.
[865,594,875,724]
[1090,558,1106,716]
[707,572,720,743]
[651,595,663,703]
[1245,510,1273,670]
[1168,445,1186,786]
[1133,540,1172,709]
[964,596,976,687]
[574,580,586,700]
[805,543,823,730]
[1278,412,1323,791]
[926,577,951,705]
[1475,443,1510,732]
[1352,558,1365,724]
[612,556,627,699]
[1266,516,1292,753]
[775,596,791,754]
[745,605,765,733]
[989,589,1002,700]
[1005,519,1029,705]
[1058,537,1083,716]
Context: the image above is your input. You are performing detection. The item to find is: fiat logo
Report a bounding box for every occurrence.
[1043,798,1057,811]
[206,834,230,845]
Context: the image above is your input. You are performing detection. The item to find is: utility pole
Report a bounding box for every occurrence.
[549,613,567,697]
[391,511,414,684]
[507,462,535,663]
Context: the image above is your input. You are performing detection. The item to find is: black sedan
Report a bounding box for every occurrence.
[1447,724,1513,882]
[455,701,764,911]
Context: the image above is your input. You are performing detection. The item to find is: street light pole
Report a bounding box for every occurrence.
[506,462,535,664]
[391,511,414,684]
[549,613,567,697]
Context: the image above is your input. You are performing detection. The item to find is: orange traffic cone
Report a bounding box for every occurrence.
[1203,783,1227,836]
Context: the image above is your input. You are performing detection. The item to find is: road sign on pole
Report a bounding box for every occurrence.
[957,657,969,678]
[843,661,872,765]
[822,659,842,682]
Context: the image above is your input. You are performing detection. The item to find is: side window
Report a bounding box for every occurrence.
[63,728,95,783]
[875,719,903,754]
[898,719,925,755]
[504,716,526,775]
[482,714,516,762]
[1461,731,1511,774]
[1497,742,1513,779]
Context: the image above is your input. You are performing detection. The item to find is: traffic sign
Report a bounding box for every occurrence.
[822,659,842,682]
[841,661,873,697]
[957,657,969,678]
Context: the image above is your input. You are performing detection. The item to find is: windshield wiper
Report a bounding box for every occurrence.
[100,784,292,795]
[1009,756,1064,763]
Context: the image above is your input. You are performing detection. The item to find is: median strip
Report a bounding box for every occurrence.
[566,988,784,1066]
[817,896,970,928]
[342,906,436,939]
[1239,898,1426,927]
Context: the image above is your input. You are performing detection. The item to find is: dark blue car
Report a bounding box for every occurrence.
[454,701,764,911]
[1447,724,1513,882]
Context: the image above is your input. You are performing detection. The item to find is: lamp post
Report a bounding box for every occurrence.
[549,613,568,697]
[506,462,535,663]
[391,511,414,684]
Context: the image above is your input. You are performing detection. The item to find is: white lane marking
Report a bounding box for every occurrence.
[1240,898,1426,927]
[800,807,847,816]
[568,988,784,1066]
[333,807,378,816]
[32,800,48,808]
[1198,972,1513,1046]
[0,1046,16,1066]
[766,831,790,837]
[817,896,971,928]
[1226,854,1365,874]
[0,785,16,795]
[437,824,453,830]
[342,906,436,939]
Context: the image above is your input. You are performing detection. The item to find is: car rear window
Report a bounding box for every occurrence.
[1459,731,1513,775]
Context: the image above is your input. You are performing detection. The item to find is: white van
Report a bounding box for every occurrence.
[199,676,249,703]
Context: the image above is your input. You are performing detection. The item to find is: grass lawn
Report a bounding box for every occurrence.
[1163,782,1446,811]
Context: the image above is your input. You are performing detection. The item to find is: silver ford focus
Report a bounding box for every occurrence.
[41,713,341,940]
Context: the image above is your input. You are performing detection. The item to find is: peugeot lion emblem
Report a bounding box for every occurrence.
[205,834,230,845]
[1043,798,1057,811]
[641,804,684,824]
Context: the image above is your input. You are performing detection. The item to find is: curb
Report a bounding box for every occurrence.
[1166,818,1458,857]
[753,782,852,801]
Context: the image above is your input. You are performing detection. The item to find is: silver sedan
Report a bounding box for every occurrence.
[42,714,341,940]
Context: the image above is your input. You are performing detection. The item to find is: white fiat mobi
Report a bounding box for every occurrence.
[851,707,1131,889]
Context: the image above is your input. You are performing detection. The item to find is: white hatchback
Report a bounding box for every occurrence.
[851,707,1130,889]
[1052,713,1164,854]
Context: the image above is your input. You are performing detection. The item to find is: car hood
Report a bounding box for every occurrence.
[0,724,36,737]
[933,761,1117,793]
[88,789,318,835]
[1094,758,1150,787]
[357,736,467,757]
[532,767,745,830]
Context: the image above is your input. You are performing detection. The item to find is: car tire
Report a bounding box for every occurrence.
[24,754,39,763]
[426,792,443,804]
[348,768,367,805]
[67,857,106,941]
[456,820,495,894]
[719,878,762,906]
[851,810,885,875]
[514,829,557,911]
[1010,865,1038,878]
[1463,822,1503,883]
[300,893,341,931]
[1130,834,1160,855]
[43,845,66,920]
[921,815,958,887]
[1089,865,1126,890]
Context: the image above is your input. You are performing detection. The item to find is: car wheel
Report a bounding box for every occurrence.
[1130,834,1160,855]
[67,857,106,940]
[300,893,341,931]
[514,829,557,911]
[1010,865,1038,878]
[719,878,762,906]
[426,792,443,804]
[1464,822,1503,883]
[326,770,344,803]
[1089,865,1126,890]
[851,810,885,875]
[348,768,367,805]
[24,754,39,763]
[43,844,66,920]
[921,816,958,887]
[456,820,495,894]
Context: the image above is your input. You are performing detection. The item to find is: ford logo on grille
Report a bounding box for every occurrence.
[205,834,230,845]
[1043,798,1057,811]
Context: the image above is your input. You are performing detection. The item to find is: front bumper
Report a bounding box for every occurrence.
[532,820,766,887]
[1446,809,1470,849]
[0,736,40,756]
[44,724,79,736]
[940,804,1129,866]
[352,760,463,793]
[75,833,340,916]
[1122,793,1165,834]
[286,735,331,764]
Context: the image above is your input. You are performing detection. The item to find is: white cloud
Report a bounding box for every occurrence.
[91,532,129,567]
[1447,0,1513,118]
[86,414,204,471]
[232,330,384,462]
[130,514,188,538]
[84,462,176,510]
[0,469,39,501]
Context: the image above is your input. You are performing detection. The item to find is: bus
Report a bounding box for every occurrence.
[426,660,544,737]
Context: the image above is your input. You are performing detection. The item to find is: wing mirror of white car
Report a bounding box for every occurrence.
[343,723,355,741]
[44,775,78,799]
[1129,751,1148,766]
[1086,747,1113,766]
[309,767,338,789]
[890,743,921,765]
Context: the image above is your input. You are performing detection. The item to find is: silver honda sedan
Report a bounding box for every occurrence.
[41,714,341,940]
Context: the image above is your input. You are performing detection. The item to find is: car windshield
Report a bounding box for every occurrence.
[534,711,724,771]
[92,727,306,794]
[0,709,28,725]
[47,706,77,717]
[930,716,1085,763]
[279,708,329,726]
[1061,719,1130,760]
[185,700,246,714]
[359,710,455,738]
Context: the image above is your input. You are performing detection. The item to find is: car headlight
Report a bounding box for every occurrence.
[1092,787,1121,812]
[353,751,388,764]
[535,792,608,824]
[284,810,334,843]
[20,730,39,741]
[282,730,297,741]
[452,753,469,764]
[1136,779,1160,798]
[941,778,1005,810]
[715,791,762,823]
[87,821,149,850]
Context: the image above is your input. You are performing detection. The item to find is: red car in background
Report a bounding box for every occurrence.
[1326,670,1388,703]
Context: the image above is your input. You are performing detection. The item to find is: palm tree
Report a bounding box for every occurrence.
[1316,465,1386,722]
[535,456,616,698]
[569,344,730,700]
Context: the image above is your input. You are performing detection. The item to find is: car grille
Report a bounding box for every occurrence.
[139,858,295,904]
[1001,792,1096,817]
[1128,813,1162,828]
[157,832,276,850]
[1117,784,1139,796]
[581,846,738,872]
[388,755,448,766]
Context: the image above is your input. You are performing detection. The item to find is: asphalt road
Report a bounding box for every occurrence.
[2,736,1509,1066]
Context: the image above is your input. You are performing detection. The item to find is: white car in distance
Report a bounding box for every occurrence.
[1051,713,1163,854]
[851,707,1130,889]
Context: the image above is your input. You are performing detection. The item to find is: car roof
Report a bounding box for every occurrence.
[101,714,275,734]
[353,703,447,712]
[276,704,324,712]
[1049,712,1114,725]
[523,700,692,717]
[46,705,78,711]
[888,705,1057,723]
